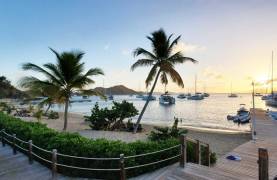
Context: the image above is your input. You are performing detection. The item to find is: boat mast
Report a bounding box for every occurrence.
[195,75,197,94]
[271,51,274,95]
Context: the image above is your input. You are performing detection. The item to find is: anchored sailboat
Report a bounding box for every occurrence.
[265,51,277,107]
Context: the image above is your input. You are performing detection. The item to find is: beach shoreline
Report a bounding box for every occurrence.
[18,112,251,157]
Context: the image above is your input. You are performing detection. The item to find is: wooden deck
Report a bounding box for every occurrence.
[133,109,277,180]
[0,144,88,180]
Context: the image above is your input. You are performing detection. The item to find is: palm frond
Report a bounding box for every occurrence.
[43,63,65,84]
[131,59,155,71]
[22,63,62,85]
[85,68,104,76]
[145,65,158,87]
[167,52,197,64]
[133,48,157,59]
[160,72,168,85]
[163,66,184,88]
[168,35,181,53]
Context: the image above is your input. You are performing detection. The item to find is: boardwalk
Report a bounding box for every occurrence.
[134,109,277,180]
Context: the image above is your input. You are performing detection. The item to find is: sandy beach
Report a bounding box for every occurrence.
[19,112,251,157]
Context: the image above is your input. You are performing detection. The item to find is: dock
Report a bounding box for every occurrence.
[133,109,277,179]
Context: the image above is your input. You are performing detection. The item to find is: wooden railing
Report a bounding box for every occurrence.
[0,130,211,180]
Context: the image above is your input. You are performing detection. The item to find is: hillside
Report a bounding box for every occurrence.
[0,76,27,99]
[93,85,137,95]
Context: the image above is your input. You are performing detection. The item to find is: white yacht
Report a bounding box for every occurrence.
[159,92,175,105]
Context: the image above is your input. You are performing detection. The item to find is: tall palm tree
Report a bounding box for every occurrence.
[131,29,197,133]
[20,48,104,130]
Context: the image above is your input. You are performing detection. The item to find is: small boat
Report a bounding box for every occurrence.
[228,82,238,98]
[227,104,250,123]
[187,76,204,100]
[203,93,210,97]
[254,93,263,96]
[142,95,156,101]
[136,94,144,98]
[187,94,204,100]
[108,95,114,100]
[228,93,238,98]
[159,93,175,105]
[82,95,89,99]
[261,95,271,100]
[265,94,277,107]
[177,94,186,99]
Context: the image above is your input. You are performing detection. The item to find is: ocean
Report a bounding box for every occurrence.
[51,94,277,132]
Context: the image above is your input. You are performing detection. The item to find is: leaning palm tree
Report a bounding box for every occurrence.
[20,48,104,130]
[131,29,197,133]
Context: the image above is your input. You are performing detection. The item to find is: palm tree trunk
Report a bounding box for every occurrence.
[133,70,161,133]
[63,98,69,131]
[45,103,51,114]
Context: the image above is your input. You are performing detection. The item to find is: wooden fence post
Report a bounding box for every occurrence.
[258,148,268,180]
[195,140,201,164]
[28,140,33,164]
[179,134,187,168]
[120,154,126,180]
[12,134,17,154]
[52,149,57,180]
[1,129,5,147]
[206,144,210,167]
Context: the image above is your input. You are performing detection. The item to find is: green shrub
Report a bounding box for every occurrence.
[0,112,216,179]
[85,100,139,131]
[149,117,188,141]
[47,111,59,119]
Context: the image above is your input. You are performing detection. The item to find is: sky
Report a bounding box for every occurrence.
[1,0,277,93]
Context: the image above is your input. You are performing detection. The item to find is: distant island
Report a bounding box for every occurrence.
[93,85,137,95]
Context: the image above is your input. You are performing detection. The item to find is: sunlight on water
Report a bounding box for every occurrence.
[52,94,277,132]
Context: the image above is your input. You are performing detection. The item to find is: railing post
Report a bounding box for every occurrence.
[52,149,57,180]
[179,134,187,168]
[195,140,201,164]
[206,144,210,167]
[120,154,126,180]
[1,129,5,147]
[28,140,33,164]
[258,148,268,180]
[12,134,17,154]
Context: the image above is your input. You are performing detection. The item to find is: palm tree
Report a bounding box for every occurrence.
[20,48,104,130]
[131,29,197,133]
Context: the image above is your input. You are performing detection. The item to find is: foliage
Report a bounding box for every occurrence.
[47,111,59,119]
[130,29,197,132]
[33,107,43,122]
[19,48,104,130]
[0,102,14,114]
[149,117,187,141]
[0,112,216,179]
[0,76,27,99]
[85,100,139,131]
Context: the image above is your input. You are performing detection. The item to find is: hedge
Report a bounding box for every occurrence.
[0,112,216,179]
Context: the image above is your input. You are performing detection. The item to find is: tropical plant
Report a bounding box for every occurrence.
[131,29,197,133]
[33,107,43,122]
[20,48,104,130]
[85,100,139,131]
[148,117,187,141]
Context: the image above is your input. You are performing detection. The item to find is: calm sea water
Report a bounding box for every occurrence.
[51,94,277,132]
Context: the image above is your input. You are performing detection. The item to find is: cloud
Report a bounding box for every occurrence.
[172,42,206,54]
[104,43,110,50]
[201,67,225,80]
[121,49,131,56]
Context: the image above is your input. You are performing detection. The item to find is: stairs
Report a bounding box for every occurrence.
[0,145,89,180]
